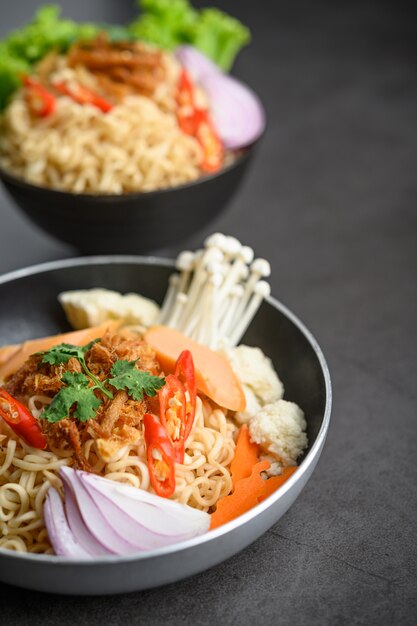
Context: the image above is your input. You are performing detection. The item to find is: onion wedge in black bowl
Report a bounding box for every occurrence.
[0,256,331,595]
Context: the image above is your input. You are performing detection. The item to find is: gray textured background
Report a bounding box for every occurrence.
[0,1,416,624]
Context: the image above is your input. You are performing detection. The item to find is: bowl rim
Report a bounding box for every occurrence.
[0,254,332,565]
[0,140,257,201]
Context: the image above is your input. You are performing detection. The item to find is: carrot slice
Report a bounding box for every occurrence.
[210,460,269,529]
[0,320,120,381]
[0,345,20,368]
[210,462,297,529]
[230,425,259,487]
[145,326,246,412]
[257,467,297,502]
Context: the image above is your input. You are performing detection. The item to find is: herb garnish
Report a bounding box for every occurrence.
[109,359,165,401]
[38,341,165,424]
[39,340,113,399]
[42,372,102,423]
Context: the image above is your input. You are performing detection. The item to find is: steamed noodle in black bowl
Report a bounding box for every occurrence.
[0,3,266,254]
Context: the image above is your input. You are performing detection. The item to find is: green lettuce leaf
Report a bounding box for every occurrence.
[129,0,250,70]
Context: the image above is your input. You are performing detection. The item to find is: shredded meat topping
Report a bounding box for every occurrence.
[42,418,93,472]
[4,330,160,468]
[101,389,128,435]
[67,35,165,99]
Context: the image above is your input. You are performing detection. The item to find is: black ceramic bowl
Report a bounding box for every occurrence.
[0,145,258,255]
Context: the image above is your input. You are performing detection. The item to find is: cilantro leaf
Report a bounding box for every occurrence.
[109,359,165,401]
[41,371,101,423]
[38,339,113,399]
[38,340,98,366]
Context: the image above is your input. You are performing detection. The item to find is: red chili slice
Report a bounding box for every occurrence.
[158,374,187,463]
[176,70,224,173]
[177,69,195,109]
[0,387,47,449]
[177,70,200,136]
[143,413,176,498]
[53,81,113,113]
[194,110,224,173]
[23,76,56,118]
[174,350,197,442]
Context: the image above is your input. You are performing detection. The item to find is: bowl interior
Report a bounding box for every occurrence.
[0,257,330,593]
[0,257,326,456]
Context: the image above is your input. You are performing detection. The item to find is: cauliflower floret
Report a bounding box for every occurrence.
[224,344,284,406]
[235,385,262,424]
[249,400,307,466]
[59,289,160,330]
[114,293,160,327]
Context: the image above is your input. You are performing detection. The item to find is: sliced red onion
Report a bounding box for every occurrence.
[60,466,136,555]
[176,45,220,80]
[80,472,210,540]
[61,471,114,556]
[78,477,189,550]
[202,72,265,150]
[44,487,90,559]
[176,45,265,150]
[44,467,211,558]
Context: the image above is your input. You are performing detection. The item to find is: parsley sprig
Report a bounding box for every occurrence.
[37,341,165,424]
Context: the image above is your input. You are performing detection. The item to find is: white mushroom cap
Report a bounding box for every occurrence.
[241,246,254,264]
[209,272,223,288]
[251,258,271,277]
[238,264,250,281]
[205,233,227,249]
[176,251,195,271]
[203,247,224,265]
[254,280,271,297]
[206,260,226,276]
[224,236,242,256]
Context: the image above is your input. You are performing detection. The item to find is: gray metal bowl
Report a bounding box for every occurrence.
[0,257,331,595]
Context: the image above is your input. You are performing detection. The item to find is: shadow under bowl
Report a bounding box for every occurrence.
[0,256,331,595]
[0,146,257,254]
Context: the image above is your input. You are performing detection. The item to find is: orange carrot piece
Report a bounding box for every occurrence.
[230,425,260,487]
[211,463,298,529]
[0,320,120,381]
[257,467,297,502]
[145,325,246,412]
[0,345,20,368]
[210,460,269,529]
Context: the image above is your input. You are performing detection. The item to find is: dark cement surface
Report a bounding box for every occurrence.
[0,0,416,624]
